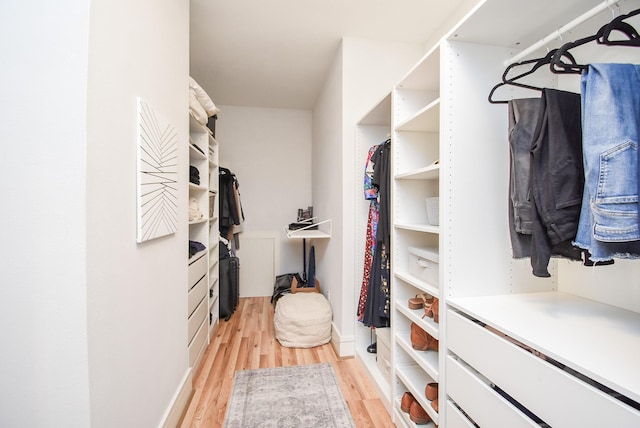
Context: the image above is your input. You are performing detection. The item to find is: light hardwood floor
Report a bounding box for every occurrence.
[179,296,395,427]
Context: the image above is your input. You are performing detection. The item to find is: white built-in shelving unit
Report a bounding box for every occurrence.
[356,0,640,427]
[188,114,219,369]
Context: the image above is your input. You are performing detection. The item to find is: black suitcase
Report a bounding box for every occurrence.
[219,256,239,321]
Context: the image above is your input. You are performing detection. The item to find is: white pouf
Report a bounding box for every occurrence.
[274,292,332,348]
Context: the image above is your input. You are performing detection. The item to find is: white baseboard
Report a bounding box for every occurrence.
[160,368,193,428]
[331,321,355,358]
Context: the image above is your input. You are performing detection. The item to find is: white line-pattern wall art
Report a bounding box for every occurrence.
[137,97,178,243]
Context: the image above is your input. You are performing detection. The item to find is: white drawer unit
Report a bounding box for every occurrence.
[446,355,541,428]
[188,253,207,290]
[188,317,208,367]
[188,296,208,344]
[445,400,476,428]
[447,309,640,428]
[188,274,207,317]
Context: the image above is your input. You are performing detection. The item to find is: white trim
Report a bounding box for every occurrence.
[330,321,356,358]
[159,369,193,428]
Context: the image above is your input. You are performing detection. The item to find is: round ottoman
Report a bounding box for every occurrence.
[274,292,332,348]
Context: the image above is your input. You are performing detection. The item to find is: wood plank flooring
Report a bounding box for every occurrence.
[179,296,395,427]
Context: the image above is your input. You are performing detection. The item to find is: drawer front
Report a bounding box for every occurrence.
[188,318,207,367]
[446,355,540,428]
[188,297,208,343]
[188,254,208,290]
[447,309,640,428]
[445,400,476,428]
[188,275,207,317]
[376,338,392,381]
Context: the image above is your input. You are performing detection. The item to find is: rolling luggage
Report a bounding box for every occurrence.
[219,256,239,321]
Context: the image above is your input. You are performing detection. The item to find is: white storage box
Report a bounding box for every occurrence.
[408,246,439,286]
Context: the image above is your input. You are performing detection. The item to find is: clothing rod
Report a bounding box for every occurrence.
[506,0,622,65]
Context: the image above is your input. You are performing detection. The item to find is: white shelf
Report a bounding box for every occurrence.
[285,218,332,239]
[448,292,640,404]
[396,364,439,425]
[395,164,439,180]
[394,270,439,297]
[396,333,439,382]
[395,223,440,234]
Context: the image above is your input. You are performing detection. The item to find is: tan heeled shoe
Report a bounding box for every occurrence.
[408,293,433,310]
[423,297,440,323]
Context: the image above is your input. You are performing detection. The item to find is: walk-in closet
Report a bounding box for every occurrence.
[4,0,640,427]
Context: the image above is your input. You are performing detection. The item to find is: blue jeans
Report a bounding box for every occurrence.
[574,63,640,261]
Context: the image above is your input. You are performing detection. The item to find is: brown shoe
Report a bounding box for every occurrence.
[425,382,438,401]
[409,401,432,425]
[423,297,440,323]
[410,323,439,352]
[408,293,433,309]
[401,391,416,413]
[431,398,439,413]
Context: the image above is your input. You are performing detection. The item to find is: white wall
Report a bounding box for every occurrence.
[2,1,189,425]
[216,105,313,293]
[85,0,190,427]
[0,1,92,426]
[312,38,424,356]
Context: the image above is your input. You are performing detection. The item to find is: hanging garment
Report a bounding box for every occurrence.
[371,141,391,249]
[574,63,640,261]
[508,98,541,258]
[360,140,391,328]
[528,88,584,277]
[358,144,380,322]
[361,243,390,328]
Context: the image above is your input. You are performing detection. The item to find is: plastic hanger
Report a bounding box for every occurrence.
[598,8,640,46]
[551,8,640,74]
[488,49,576,103]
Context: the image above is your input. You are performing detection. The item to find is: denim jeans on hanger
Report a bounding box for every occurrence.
[574,63,640,261]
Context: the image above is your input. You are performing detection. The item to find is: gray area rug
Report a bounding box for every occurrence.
[223,363,356,427]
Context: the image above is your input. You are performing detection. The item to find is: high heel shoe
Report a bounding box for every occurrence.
[410,322,439,352]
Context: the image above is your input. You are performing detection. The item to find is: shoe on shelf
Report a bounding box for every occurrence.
[425,382,438,401]
[408,293,433,310]
[431,398,439,413]
[422,297,440,323]
[410,323,439,352]
[366,342,377,354]
[409,401,432,425]
[401,391,416,413]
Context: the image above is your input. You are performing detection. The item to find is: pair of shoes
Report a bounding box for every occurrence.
[425,382,438,401]
[410,323,439,352]
[408,293,433,310]
[423,297,440,323]
[409,401,432,425]
[366,342,377,354]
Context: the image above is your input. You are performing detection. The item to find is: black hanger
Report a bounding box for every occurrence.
[488,49,576,104]
[551,8,640,74]
[598,8,640,46]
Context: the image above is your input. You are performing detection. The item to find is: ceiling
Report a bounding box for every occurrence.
[189,0,473,110]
